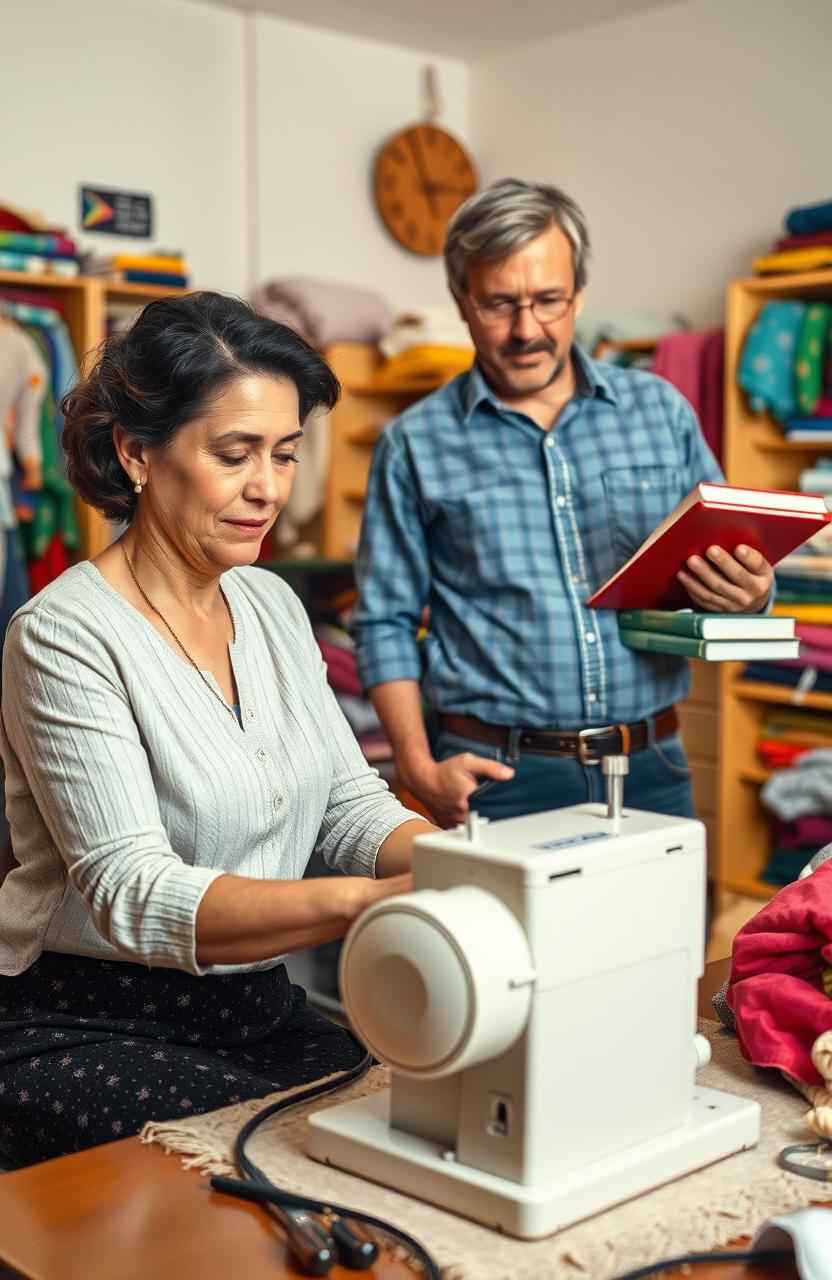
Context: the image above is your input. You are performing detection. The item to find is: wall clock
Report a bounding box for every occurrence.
[374,123,478,258]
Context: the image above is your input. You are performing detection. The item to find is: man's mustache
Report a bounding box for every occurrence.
[499,338,556,357]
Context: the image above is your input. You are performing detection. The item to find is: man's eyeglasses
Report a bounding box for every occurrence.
[470,294,576,328]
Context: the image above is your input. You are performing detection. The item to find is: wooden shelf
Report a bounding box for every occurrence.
[732,679,832,711]
[717,270,832,911]
[738,765,772,785]
[749,434,832,453]
[344,427,381,446]
[722,874,777,900]
[320,343,444,560]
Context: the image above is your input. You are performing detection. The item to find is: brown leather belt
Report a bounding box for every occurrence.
[438,707,679,764]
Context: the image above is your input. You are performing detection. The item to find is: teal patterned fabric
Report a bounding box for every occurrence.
[738,300,807,422]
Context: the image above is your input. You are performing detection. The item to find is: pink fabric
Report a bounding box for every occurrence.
[778,647,832,674]
[317,640,362,697]
[797,624,832,650]
[813,396,832,418]
[727,862,832,1083]
[776,231,832,251]
[773,814,832,850]
[651,328,725,461]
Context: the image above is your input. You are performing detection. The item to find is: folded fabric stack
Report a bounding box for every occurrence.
[738,298,832,435]
[0,203,79,277]
[763,532,832,694]
[313,620,392,772]
[81,251,189,288]
[760,744,832,885]
[251,277,391,347]
[753,198,832,275]
[372,305,474,389]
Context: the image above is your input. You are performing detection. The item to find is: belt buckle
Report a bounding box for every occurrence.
[576,726,610,765]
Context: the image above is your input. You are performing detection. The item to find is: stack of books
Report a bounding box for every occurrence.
[617,609,799,662]
[0,229,79,277]
[81,251,189,288]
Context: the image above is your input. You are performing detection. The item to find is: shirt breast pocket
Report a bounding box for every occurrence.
[439,483,514,586]
[601,465,680,563]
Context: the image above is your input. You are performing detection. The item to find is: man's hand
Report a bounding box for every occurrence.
[677,544,774,613]
[401,753,515,828]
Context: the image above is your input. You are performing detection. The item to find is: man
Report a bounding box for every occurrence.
[352,179,773,828]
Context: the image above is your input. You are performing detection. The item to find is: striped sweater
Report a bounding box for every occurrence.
[0,562,418,976]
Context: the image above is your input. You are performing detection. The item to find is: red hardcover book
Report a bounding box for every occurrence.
[587,483,831,610]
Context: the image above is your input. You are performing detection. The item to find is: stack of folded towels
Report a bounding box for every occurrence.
[81,250,189,288]
[753,198,832,276]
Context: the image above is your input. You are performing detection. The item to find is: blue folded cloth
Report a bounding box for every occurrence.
[786,199,832,236]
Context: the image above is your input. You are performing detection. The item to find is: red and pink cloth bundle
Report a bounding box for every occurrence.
[727,862,832,1085]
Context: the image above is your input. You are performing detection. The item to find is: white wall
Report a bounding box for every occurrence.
[469,0,832,326]
[0,0,249,294]
[251,13,469,309]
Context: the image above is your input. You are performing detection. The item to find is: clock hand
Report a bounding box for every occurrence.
[406,132,440,217]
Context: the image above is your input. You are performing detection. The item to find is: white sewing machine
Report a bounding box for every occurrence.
[308,759,760,1239]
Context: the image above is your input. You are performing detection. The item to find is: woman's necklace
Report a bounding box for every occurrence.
[120,538,238,723]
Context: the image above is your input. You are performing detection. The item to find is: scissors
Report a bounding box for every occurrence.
[778,1141,832,1181]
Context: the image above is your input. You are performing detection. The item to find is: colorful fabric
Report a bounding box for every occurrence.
[352,349,723,729]
[753,247,832,275]
[786,200,832,237]
[774,816,832,851]
[651,328,725,460]
[795,305,832,414]
[726,861,832,1083]
[738,301,807,422]
[761,846,817,888]
[776,232,832,252]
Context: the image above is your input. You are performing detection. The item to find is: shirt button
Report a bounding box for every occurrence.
[588,692,597,704]
[546,436,555,448]
[256,748,268,762]
[641,479,650,491]
[556,495,566,508]
[571,574,582,584]
[244,707,255,721]
[273,793,283,810]
[586,631,597,644]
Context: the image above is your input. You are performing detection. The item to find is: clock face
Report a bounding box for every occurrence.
[374,123,478,258]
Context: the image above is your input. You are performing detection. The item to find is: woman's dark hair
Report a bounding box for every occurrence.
[62,291,340,521]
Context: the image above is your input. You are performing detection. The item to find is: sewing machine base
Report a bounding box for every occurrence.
[309,1085,760,1239]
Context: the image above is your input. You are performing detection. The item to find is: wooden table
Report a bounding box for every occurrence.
[0,960,805,1279]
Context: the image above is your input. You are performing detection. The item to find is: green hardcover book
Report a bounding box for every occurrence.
[618,628,800,661]
[617,609,795,641]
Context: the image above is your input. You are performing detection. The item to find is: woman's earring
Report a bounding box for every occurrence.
[134,478,144,495]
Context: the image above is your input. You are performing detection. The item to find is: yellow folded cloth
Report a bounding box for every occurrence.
[112,254,186,273]
[772,602,832,623]
[370,344,474,389]
[753,247,832,275]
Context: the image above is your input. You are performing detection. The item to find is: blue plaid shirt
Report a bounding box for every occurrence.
[352,347,723,730]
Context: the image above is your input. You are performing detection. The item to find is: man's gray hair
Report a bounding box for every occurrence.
[444,178,591,296]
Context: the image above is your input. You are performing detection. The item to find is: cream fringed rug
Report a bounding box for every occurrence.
[141,1021,832,1280]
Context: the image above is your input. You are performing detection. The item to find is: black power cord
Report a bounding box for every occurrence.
[611,1246,793,1279]
[211,1048,442,1279]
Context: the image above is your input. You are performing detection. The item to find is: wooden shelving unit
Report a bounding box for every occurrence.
[716,268,832,908]
[0,270,189,558]
[319,343,449,560]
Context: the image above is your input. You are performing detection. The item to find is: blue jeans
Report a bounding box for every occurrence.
[432,727,696,822]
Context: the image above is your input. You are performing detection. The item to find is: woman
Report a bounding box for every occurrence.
[0,292,433,1164]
